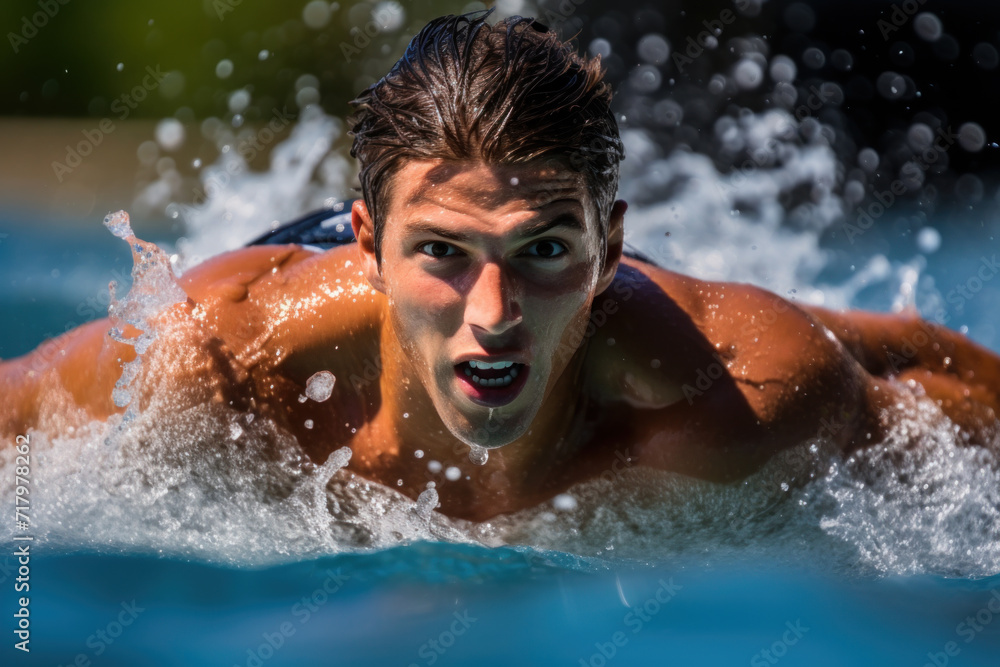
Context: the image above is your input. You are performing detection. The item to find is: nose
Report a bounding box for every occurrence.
[464,261,522,335]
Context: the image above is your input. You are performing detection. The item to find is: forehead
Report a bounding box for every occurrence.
[386,159,593,221]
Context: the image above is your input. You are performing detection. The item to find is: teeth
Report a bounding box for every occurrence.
[469,373,515,388]
[468,360,514,370]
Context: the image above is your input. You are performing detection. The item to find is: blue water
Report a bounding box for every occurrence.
[1,545,998,667]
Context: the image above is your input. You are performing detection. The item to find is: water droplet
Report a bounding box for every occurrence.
[103,210,133,239]
[468,444,489,465]
[305,371,335,402]
[553,493,578,511]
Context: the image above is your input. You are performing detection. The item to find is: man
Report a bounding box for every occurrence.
[2,12,999,522]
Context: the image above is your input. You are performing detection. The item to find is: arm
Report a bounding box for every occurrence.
[0,319,137,439]
[800,305,1000,446]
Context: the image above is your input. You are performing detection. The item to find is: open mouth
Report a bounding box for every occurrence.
[454,360,529,406]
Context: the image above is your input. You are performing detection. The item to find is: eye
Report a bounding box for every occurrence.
[523,239,568,258]
[418,241,460,258]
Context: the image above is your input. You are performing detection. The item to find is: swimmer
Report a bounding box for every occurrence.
[2,12,999,521]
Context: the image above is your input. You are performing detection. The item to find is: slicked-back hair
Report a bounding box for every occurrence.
[348,10,624,264]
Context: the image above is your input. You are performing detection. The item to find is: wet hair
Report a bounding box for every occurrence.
[348,9,624,264]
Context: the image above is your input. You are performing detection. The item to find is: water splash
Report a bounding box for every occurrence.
[103,210,188,422]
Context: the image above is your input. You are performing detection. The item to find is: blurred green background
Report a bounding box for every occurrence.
[0,0,478,120]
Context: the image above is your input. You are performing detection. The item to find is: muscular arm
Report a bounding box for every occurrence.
[801,305,1000,446]
[0,319,137,438]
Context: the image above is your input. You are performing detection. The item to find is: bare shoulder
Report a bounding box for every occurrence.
[177,242,385,381]
[589,257,874,450]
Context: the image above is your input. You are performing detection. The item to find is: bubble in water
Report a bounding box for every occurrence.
[954,174,984,202]
[933,35,960,61]
[155,118,185,151]
[637,34,670,65]
[876,71,907,100]
[913,12,943,42]
[305,371,336,402]
[468,444,489,465]
[373,1,404,31]
[630,65,661,93]
[302,0,331,29]
[228,89,251,114]
[654,99,683,127]
[553,493,578,511]
[769,55,796,83]
[858,147,880,172]
[116,62,124,72]
[972,43,999,70]
[733,59,763,90]
[215,59,233,79]
[103,210,134,239]
[916,227,941,254]
[958,122,986,152]
[588,38,612,58]
[906,123,934,151]
[258,49,269,61]
[783,2,816,32]
[445,466,461,481]
[830,49,853,72]
[802,47,826,69]
[304,420,314,430]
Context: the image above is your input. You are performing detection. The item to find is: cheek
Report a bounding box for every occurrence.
[387,272,462,345]
[523,265,595,326]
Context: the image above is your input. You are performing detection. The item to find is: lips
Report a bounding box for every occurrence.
[454,360,529,406]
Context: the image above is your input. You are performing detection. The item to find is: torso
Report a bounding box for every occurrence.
[176,243,869,521]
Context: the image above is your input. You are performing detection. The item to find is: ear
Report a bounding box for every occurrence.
[351,199,386,293]
[595,200,627,295]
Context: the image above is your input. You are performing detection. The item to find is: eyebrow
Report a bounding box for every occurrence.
[404,213,585,242]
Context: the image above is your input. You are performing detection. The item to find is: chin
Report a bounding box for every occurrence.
[434,387,542,450]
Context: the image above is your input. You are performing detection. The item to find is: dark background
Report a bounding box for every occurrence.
[1,0,999,211]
